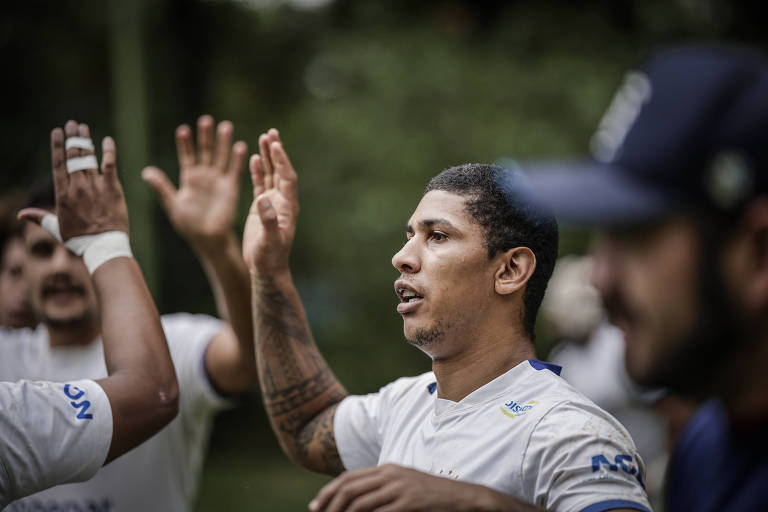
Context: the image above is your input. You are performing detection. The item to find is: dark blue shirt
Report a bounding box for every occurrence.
[666,400,768,512]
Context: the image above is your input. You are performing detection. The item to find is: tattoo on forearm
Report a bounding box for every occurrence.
[297,405,345,475]
[254,277,347,472]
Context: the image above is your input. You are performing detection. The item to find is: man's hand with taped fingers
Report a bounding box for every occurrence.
[309,464,546,512]
[142,115,247,249]
[242,128,299,278]
[20,120,129,241]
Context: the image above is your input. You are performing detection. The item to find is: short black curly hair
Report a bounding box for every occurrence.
[425,163,558,341]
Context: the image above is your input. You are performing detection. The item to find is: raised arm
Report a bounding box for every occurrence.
[243,129,348,475]
[142,115,256,394]
[20,121,179,462]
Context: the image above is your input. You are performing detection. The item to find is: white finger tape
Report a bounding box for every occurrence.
[66,155,99,173]
[38,213,132,274]
[65,137,95,151]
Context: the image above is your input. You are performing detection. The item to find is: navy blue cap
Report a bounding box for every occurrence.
[526,45,768,225]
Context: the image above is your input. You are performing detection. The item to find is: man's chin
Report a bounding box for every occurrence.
[42,310,94,330]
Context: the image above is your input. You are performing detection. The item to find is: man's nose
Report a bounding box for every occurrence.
[392,240,420,274]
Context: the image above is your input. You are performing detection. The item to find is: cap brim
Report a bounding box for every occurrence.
[521,160,680,226]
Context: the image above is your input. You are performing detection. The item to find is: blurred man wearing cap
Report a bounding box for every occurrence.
[529,45,768,511]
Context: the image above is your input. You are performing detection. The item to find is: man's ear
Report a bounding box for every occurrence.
[737,198,768,312]
[494,247,536,296]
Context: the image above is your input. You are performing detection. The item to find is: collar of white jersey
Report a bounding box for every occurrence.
[431,359,562,417]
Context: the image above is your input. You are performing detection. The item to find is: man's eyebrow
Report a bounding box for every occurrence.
[406,218,455,232]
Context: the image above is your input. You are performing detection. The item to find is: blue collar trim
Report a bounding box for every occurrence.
[528,358,562,376]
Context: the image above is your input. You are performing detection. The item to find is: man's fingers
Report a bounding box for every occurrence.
[271,140,298,202]
[101,136,118,183]
[142,166,178,213]
[250,154,265,198]
[197,115,215,165]
[175,124,196,169]
[310,468,384,512]
[64,120,80,160]
[213,120,234,172]
[259,132,274,189]
[228,141,248,183]
[50,128,68,192]
[322,474,390,512]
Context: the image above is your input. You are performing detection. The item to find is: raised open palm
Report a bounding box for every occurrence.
[242,128,299,277]
[142,115,247,245]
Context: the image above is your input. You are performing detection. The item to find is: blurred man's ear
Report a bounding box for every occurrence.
[495,247,536,296]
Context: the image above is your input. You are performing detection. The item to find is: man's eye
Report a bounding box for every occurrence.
[429,232,447,242]
[30,243,54,258]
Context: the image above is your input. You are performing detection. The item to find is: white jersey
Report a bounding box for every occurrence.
[0,314,227,512]
[0,379,112,508]
[335,359,652,512]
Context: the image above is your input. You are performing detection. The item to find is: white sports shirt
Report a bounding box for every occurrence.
[0,379,112,508]
[335,359,652,512]
[0,313,226,512]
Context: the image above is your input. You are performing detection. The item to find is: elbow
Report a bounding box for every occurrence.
[151,379,180,427]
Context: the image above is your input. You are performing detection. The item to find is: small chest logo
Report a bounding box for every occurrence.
[499,399,539,418]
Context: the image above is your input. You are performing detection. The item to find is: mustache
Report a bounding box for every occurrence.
[41,274,87,298]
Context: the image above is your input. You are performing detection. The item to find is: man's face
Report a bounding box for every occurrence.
[23,221,98,329]
[0,236,35,328]
[591,217,706,390]
[391,190,499,358]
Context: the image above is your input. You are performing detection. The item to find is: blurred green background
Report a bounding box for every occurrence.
[2,0,766,509]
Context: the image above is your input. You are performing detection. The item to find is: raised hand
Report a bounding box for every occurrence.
[19,120,129,239]
[142,115,248,247]
[242,128,299,277]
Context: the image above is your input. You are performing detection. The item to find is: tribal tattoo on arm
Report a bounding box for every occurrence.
[254,276,348,475]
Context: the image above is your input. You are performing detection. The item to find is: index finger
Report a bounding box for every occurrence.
[310,467,382,512]
[50,128,69,193]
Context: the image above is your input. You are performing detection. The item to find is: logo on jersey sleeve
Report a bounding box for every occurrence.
[499,399,539,418]
[63,383,94,419]
[592,453,645,488]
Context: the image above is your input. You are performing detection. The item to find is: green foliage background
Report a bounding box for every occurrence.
[2,0,765,509]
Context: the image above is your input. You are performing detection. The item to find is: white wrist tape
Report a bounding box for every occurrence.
[65,137,95,151]
[66,155,99,173]
[40,213,133,274]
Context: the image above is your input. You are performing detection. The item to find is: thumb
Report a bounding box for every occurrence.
[256,196,280,241]
[18,209,63,242]
[141,166,177,212]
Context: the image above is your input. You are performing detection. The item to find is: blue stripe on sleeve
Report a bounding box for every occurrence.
[578,499,651,512]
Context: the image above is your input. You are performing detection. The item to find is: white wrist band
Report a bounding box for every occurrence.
[40,213,133,274]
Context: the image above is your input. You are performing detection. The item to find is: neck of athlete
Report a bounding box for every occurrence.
[431,308,535,402]
[46,319,101,347]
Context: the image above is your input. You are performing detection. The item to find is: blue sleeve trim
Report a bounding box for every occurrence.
[578,499,651,512]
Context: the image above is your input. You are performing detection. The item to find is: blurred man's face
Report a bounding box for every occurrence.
[0,236,35,328]
[391,190,499,359]
[23,222,98,331]
[590,217,701,389]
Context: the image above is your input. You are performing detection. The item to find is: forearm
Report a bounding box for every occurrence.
[192,231,256,385]
[92,256,179,461]
[252,271,347,469]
